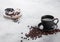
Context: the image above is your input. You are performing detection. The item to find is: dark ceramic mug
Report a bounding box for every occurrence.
[38,15,59,31]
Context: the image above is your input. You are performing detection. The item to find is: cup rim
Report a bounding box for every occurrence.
[41,15,54,19]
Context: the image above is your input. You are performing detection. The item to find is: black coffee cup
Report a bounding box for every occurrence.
[38,15,59,31]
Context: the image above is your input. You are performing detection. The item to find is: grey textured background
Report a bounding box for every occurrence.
[0,0,60,42]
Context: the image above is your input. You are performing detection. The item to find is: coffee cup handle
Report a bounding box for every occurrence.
[38,23,43,27]
[53,18,59,25]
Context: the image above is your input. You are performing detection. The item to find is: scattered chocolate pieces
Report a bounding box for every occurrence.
[21,32,23,34]
[27,25,29,27]
[21,40,23,42]
[28,39,29,40]
[13,19,18,22]
[23,37,27,39]
[25,26,60,40]
[18,21,20,24]
[21,37,23,38]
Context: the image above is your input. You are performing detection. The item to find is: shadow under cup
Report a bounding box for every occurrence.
[38,15,59,31]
